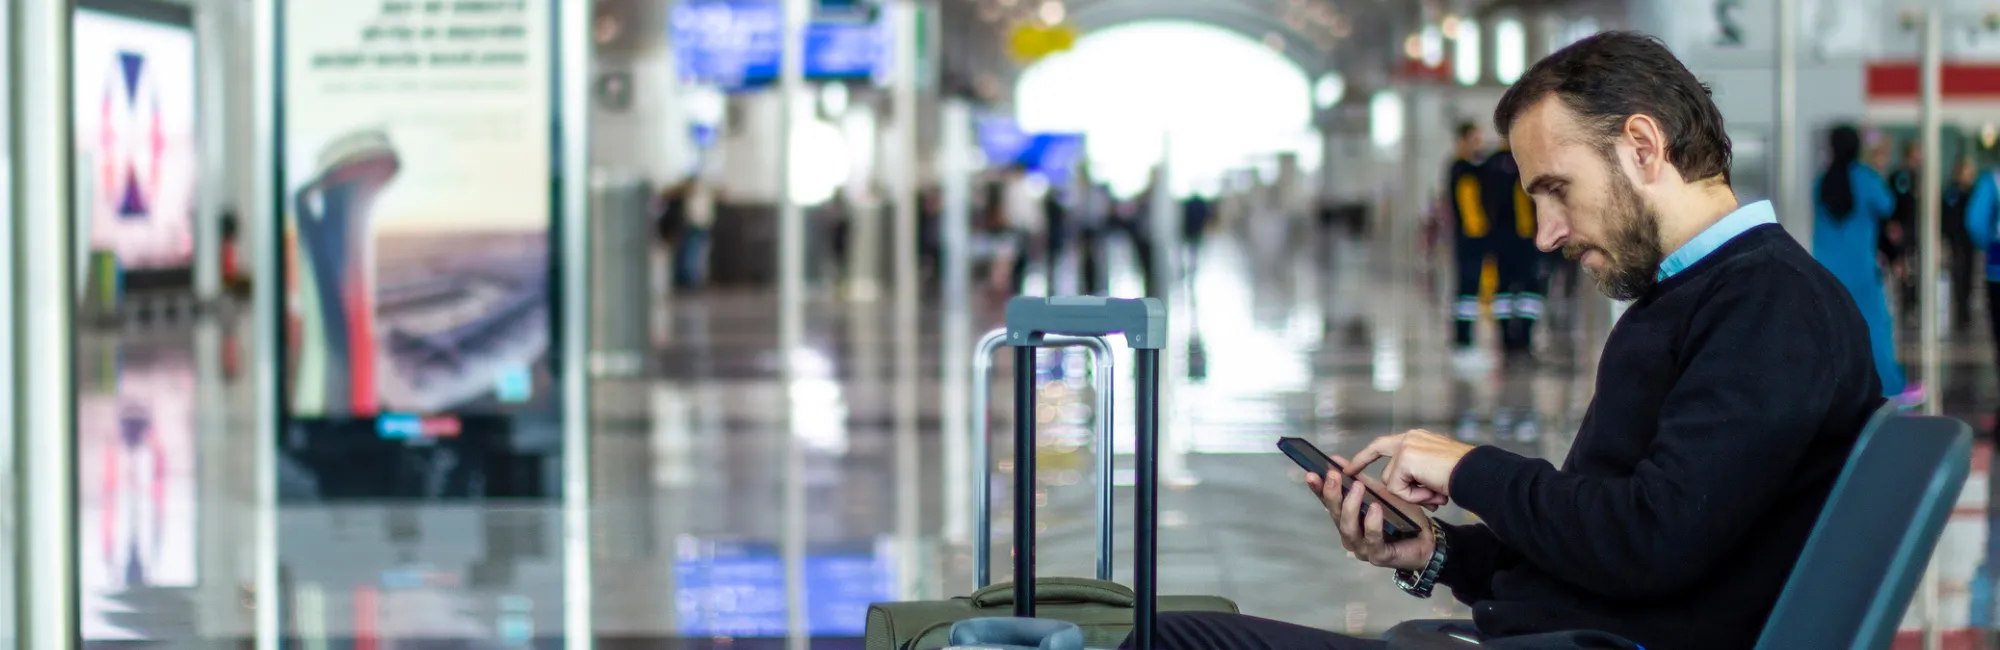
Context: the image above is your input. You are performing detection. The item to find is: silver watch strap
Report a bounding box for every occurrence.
[1396,517,1448,599]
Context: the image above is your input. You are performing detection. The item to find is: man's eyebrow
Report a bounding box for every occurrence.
[1525,173,1566,195]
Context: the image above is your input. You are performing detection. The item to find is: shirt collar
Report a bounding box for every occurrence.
[1656,200,1777,281]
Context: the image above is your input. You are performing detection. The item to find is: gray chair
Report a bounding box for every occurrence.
[1753,408,1970,649]
[1386,405,1972,650]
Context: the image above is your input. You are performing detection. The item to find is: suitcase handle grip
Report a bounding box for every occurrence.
[970,578,1135,609]
[1005,296,1168,350]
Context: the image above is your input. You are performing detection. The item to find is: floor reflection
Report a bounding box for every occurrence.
[77,335,199,642]
[70,224,2000,647]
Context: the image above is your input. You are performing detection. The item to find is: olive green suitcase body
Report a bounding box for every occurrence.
[864,297,1238,650]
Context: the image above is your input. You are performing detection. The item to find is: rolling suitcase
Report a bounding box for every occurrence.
[865,296,1237,650]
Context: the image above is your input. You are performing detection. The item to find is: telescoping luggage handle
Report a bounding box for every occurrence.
[1004,296,1168,650]
[972,328,1115,588]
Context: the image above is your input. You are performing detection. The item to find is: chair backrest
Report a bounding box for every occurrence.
[1754,406,1972,650]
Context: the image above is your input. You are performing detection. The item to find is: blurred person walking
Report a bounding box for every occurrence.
[1958,160,2000,431]
[1887,141,1922,321]
[1943,158,1979,332]
[1480,142,1544,360]
[1813,125,1917,406]
[1446,122,1495,371]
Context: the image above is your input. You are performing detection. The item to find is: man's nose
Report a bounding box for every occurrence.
[1536,217,1568,253]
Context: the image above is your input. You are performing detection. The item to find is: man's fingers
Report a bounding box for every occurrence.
[1322,473,1346,509]
[1337,475,1366,539]
[1363,500,1384,547]
[1348,436,1401,476]
[1380,457,1422,502]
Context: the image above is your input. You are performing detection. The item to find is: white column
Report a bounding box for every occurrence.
[777,0,811,647]
[193,0,230,302]
[249,0,279,646]
[721,93,786,204]
[890,0,923,601]
[559,0,596,648]
[939,99,974,556]
[13,1,76,649]
[1917,10,1943,650]
[0,0,15,646]
[228,0,257,278]
[846,104,883,300]
[591,40,692,185]
[1776,0,1802,248]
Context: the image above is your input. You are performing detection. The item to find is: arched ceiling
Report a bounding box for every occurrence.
[940,0,1423,105]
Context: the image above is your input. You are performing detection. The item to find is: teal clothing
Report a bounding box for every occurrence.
[1812,162,1905,397]
[1657,200,1778,281]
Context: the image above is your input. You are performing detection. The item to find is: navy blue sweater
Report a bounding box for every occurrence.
[1439,224,1882,650]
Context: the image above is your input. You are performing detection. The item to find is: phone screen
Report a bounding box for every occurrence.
[1277,437,1422,541]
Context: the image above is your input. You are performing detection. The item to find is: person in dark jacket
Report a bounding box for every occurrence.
[1943,157,1978,331]
[1887,142,1922,320]
[1126,31,1877,650]
[1479,146,1544,358]
[1446,122,1493,367]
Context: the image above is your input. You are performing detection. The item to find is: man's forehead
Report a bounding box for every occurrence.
[1510,96,1578,145]
[1510,97,1590,169]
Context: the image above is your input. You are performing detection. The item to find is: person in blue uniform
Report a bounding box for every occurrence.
[1480,144,1543,359]
[1447,122,1492,367]
[1960,160,2000,431]
[1813,125,1917,405]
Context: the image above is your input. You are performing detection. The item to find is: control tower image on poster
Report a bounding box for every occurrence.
[289,130,399,416]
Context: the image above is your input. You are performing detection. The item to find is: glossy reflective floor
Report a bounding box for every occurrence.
[73,219,2000,648]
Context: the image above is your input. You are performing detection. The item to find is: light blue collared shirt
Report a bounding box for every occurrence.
[1656,200,1779,281]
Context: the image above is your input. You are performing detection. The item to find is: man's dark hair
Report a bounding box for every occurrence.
[1493,31,1732,184]
[1456,121,1479,140]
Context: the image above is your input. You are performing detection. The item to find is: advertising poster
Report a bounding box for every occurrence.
[281,0,554,420]
[76,344,198,641]
[72,0,199,276]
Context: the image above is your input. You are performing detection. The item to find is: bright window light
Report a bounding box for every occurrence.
[1420,25,1445,68]
[1014,21,1312,197]
[1313,72,1346,108]
[1495,18,1527,84]
[788,107,850,206]
[1369,90,1404,151]
[1453,19,1481,85]
[818,82,850,117]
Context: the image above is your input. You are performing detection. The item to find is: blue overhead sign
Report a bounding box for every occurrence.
[976,116,1031,165]
[669,0,893,90]
[976,118,1085,180]
[1020,132,1086,181]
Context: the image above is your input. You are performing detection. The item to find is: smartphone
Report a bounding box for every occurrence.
[1277,436,1422,542]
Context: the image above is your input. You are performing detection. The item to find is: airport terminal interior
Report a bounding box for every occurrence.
[12,0,2000,648]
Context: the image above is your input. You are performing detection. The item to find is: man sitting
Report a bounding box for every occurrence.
[1126,31,1882,650]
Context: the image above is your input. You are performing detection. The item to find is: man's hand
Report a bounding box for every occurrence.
[1306,465,1434,572]
[1349,430,1477,508]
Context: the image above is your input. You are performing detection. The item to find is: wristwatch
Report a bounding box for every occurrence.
[1395,517,1449,599]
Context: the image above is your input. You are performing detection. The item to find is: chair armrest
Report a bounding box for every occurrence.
[1382,619,1486,649]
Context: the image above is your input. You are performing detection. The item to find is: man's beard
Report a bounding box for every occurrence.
[1563,170,1664,301]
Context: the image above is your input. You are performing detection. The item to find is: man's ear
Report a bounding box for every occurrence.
[1622,114,1669,183]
